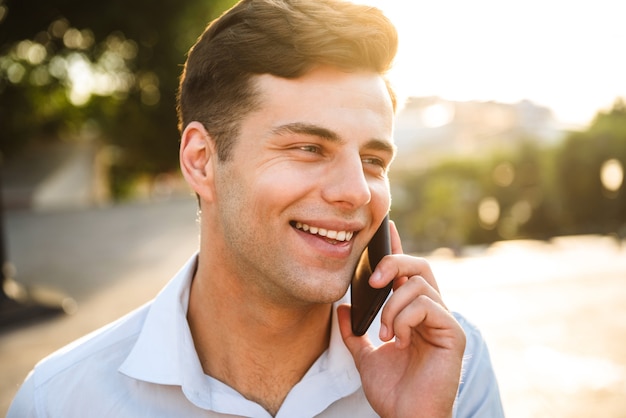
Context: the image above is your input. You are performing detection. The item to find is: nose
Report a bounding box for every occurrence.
[321,154,372,209]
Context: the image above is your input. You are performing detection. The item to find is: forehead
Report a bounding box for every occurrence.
[249,67,395,140]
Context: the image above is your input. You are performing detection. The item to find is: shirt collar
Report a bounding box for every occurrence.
[119,253,198,385]
[119,253,362,415]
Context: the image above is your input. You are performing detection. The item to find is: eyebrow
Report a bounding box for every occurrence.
[272,122,341,142]
[272,122,396,156]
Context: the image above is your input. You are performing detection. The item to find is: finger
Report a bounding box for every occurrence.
[336,304,374,367]
[389,220,404,255]
[370,254,441,294]
[386,220,410,290]
[391,295,463,350]
[378,275,447,341]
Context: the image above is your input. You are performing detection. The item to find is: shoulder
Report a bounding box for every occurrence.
[35,303,149,381]
[9,303,151,417]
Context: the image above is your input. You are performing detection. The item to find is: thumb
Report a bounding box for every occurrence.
[337,304,374,366]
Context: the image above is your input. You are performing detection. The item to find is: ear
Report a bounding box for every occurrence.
[180,121,218,202]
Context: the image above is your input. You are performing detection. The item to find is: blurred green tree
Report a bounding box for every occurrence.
[0,0,236,198]
[390,159,485,253]
[391,98,626,254]
[483,142,560,241]
[555,99,626,235]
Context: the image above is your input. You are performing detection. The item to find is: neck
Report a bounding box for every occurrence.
[187,258,333,416]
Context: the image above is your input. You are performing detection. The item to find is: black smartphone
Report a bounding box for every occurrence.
[350,215,392,336]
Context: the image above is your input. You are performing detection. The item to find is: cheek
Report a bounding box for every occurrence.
[252,164,319,199]
[370,178,391,211]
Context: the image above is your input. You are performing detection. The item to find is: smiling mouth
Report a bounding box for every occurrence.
[291,221,355,242]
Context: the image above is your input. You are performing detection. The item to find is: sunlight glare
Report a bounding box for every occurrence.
[66,53,93,105]
[421,102,455,128]
[354,0,626,127]
[525,345,625,393]
[600,159,624,193]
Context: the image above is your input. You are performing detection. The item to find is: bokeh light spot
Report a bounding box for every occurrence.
[478,197,500,229]
[600,159,623,193]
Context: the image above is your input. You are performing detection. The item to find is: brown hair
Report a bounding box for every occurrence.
[177,0,398,161]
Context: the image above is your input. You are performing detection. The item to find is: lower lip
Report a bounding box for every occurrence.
[293,227,353,259]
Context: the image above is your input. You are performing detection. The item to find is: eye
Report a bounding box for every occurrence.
[297,144,322,154]
[362,156,387,170]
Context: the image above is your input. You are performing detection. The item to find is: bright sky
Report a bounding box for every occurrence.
[355,0,626,128]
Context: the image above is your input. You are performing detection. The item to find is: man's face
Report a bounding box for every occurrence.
[212,66,395,306]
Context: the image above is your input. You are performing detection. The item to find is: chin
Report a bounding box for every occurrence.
[282,267,352,305]
[308,282,350,305]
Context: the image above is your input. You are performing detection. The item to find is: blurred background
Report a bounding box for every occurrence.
[1,0,625,417]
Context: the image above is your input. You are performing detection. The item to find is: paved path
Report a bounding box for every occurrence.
[1,198,625,417]
[435,237,626,418]
[1,197,200,414]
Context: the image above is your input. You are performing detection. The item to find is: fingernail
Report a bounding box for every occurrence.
[370,270,381,285]
[380,323,388,339]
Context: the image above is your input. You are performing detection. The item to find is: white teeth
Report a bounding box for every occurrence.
[294,222,354,242]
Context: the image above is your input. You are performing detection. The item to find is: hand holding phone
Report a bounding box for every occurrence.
[350,215,392,336]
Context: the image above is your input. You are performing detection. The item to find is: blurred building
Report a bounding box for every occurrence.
[393,96,564,169]
[1,140,110,211]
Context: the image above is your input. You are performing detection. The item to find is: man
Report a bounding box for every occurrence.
[8,0,504,416]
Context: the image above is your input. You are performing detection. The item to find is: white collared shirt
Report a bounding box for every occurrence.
[8,254,504,417]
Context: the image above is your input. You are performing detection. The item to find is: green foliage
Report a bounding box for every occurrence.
[391,160,484,253]
[1,1,624,243]
[0,0,237,199]
[554,99,626,235]
[391,99,626,253]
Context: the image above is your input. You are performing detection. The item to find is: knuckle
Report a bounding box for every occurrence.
[405,275,428,291]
